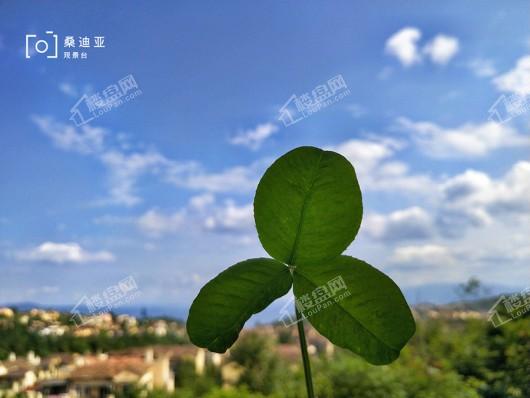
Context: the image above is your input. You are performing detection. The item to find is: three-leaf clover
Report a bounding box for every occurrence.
[187,146,415,371]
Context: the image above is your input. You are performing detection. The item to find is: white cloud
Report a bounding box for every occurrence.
[365,161,435,195]
[136,208,185,237]
[98,150,173,206]
[437,170,494,234]
[93,210,185,237]
[329,138,399,176]
[423,34,459,65]
[493,55,530,95]
[468,58,496,78]
[385,27,422,67]
[430,161,530,239]
[189,193,215,211]
[385,29,460,68]
[329,137,435,196]
[27,286,60,296]
[391,244,456,267]
[364,161,530,244]
[169,163,260,193]
[32,116,259,207]
[396,117,529,158]
[229,123,279,150]
[58,83,79,98]
[363,207,434,242]
[442,170,493,203]
[204,201,254,233]
[92,215,130,226]
[441,161,530,218]
[350,159,530,284]
[346,103,366,118]
[377,66,394,80]
[494,161,530,213]
[16,242,114,264]
[98,195,255,238]
[32,115,106,155]
[328,135,529,284]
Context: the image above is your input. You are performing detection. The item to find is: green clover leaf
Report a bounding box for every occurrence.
[187,146,416,395]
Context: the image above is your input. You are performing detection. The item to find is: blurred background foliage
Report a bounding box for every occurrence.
[1,306,528,397]
[153,315,529,398]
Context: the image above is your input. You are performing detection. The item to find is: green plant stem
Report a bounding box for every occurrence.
[296,306,315,398]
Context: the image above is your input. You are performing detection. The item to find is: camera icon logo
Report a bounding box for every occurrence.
[25,31,58,59]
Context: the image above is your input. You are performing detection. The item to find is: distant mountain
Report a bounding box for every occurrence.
[442,296,505,312]
[2,302,74,313]
[116,305,190,320]
[402,282,521,305]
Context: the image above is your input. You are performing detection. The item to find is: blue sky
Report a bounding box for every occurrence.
[0,1,529,310]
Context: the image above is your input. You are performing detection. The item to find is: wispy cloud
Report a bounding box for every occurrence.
[329,137,435,196]
[136,208,186,237]
[58,83,79,98]
[32,116,262,207]
[346,103,367,118]
[166,161,262,194]
[16,242,114,264]
[95,194,254,238]
[229,122,279,150]
[32,115,106,155]
[391,244,456,267]
[97,150,173,206]
[203,200,254,233]
[188,193,215,211]
[467,58,496,78]
[493,55,530,95]
[395,117,529,158]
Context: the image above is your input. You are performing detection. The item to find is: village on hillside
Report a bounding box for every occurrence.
[0,306,340,398]
[0,303,498,398]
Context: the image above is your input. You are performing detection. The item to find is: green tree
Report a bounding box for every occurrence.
[229,333,279,394]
